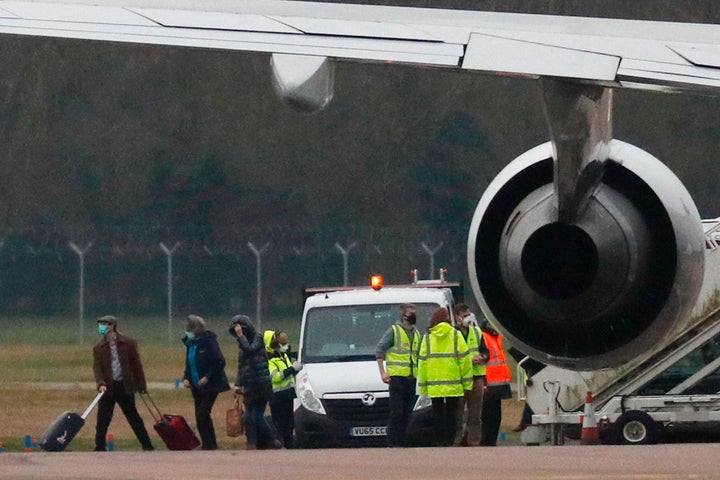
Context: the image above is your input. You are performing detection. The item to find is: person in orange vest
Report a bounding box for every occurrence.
[479,319,512,446]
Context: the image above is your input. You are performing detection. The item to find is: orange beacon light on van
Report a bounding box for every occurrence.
[370,275,383,290]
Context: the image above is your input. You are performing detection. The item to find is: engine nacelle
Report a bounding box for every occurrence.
[468,140,705,370]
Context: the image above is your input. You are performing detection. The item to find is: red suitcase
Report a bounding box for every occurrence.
[141,393,200,450]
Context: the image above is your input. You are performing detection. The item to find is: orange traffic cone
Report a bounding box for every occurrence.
[580,391,600,445]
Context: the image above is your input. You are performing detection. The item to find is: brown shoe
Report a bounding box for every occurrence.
[246,443,257,450]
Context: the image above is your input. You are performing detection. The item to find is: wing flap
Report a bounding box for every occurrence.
[466,29,691,66]
[619,58,720,90]
[463,33,620,82]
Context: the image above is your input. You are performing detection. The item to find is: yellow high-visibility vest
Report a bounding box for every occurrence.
[268,352,295,393]
[264,329,295,393]
[385,324,421,378]
[465,325,487,377]
[417,322,473,398]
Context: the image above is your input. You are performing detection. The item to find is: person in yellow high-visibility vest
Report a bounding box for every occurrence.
[376,303,421,447]
[454,303,488,446]
[264,330,303,448]
[417,307,473,446]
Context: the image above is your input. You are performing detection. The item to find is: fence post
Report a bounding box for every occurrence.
[69,242,93,344]
[248,242,270,330]
[420,241,443,280]
[160,242,180,344]
[334,241,357,286]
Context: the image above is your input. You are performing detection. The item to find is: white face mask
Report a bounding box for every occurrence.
[278,344,289,353]
[461,313,477,327]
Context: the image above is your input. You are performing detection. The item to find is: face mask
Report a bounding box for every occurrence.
[98,324,109,335]
[462,313,477,327]
[278,344,289,353]
[185,331,195,340]
[405,313,417,325]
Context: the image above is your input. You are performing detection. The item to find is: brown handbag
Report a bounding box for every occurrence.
[226,393,245,437]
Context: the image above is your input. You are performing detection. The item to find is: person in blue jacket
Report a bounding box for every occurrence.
[182,314,230,450]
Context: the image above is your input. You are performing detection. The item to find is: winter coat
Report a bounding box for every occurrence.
[228,316,272,389]
[182,330,230,394]
[417,322,473,398]
[93,332,147,394]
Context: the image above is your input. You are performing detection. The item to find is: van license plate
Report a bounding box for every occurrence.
[350,426,387,436]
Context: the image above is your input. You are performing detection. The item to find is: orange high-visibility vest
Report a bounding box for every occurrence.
[482,331,511,387]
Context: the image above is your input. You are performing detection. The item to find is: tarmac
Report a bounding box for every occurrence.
[3,443,720,480]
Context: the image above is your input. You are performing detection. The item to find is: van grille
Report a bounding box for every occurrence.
[322,397,390,423]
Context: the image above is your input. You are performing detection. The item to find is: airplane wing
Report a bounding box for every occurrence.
[0,0,717,93]
[0,0,717,370]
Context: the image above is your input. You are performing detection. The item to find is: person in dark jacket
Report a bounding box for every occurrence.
[182,315,230,450]
[92,315,154,451]
[229,314,282,450]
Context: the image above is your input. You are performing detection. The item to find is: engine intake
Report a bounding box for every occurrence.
[468,140,704,370]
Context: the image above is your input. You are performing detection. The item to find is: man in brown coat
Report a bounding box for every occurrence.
[93,315,154,451]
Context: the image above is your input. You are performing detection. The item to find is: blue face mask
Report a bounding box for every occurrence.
[185,331,195,340]
[98,324,109,335]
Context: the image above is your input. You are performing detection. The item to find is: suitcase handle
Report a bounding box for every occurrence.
[139,391,164,423]
[81,391,104,420]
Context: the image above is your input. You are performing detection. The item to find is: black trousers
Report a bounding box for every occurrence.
[480,385,503,446]
[270,388,295,448]
[95,381,153,451]
[430,396,461,447]
[191,387,219,450]
[387,376,416,447]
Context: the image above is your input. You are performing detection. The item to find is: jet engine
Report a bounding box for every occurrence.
[468,139,705,370]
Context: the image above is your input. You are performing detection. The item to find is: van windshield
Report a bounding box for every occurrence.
[301,303,441,363]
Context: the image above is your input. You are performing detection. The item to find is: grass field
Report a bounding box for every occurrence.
[0,315,524,451]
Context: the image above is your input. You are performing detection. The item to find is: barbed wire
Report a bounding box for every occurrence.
[0,224,468,261]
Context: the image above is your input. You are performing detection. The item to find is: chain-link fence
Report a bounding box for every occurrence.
[0,224,471,320]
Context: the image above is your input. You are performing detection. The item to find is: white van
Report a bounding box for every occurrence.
[293,275,460,448]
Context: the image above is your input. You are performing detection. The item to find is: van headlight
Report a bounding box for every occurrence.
[413,394,432,411]
[297,373,326,415]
